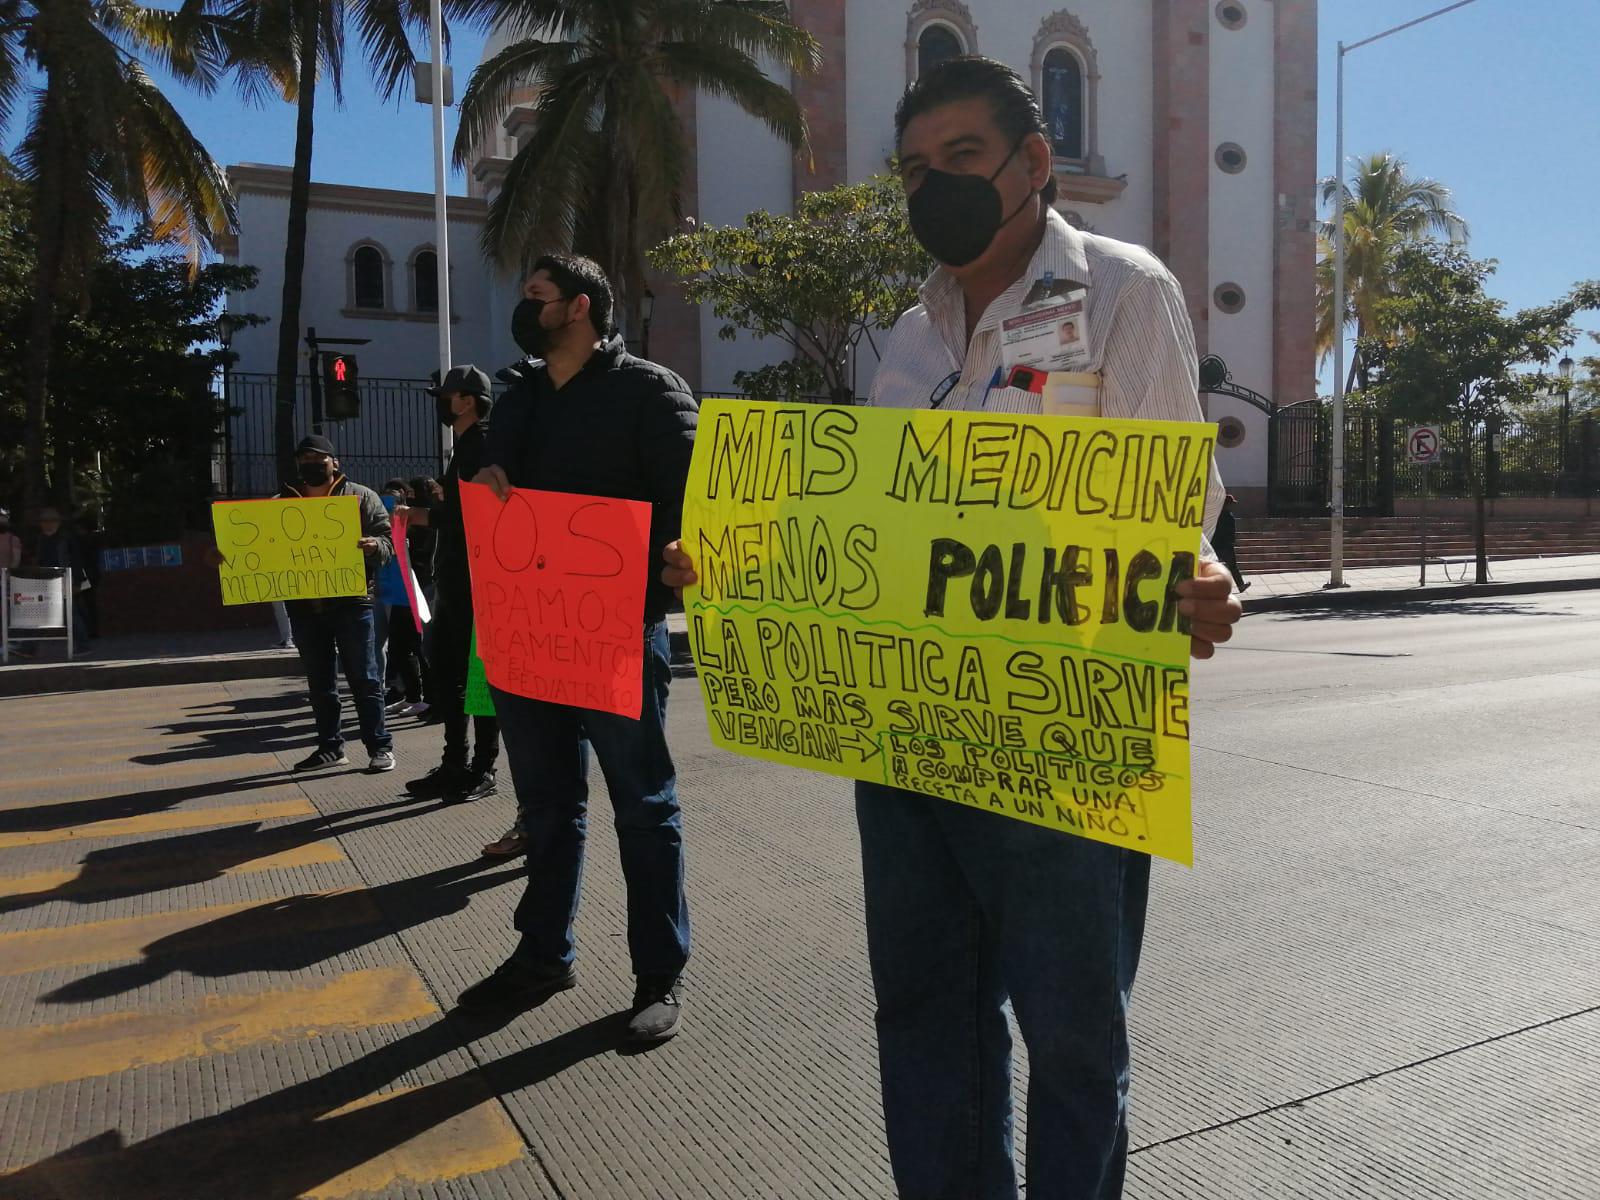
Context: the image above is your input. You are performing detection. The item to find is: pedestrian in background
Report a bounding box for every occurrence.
[272,435,396,773]
[377,480,428,717]
[0,508,21,570]
[27,506,89,652]
[395,366,500,808]
[1213,494,1250,593]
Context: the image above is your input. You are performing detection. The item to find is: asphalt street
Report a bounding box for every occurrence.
[0,593,1595,1198]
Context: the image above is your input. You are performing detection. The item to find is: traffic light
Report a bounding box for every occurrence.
[322,352,360,420]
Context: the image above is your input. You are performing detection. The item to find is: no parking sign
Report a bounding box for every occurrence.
[1406,425,1443,465]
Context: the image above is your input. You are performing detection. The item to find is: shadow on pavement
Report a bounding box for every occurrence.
[41,857,524,1005]
[0,770,304,837]
[1259,599,1574,622]
[0,1007,633,1199]
[0,795,444,915]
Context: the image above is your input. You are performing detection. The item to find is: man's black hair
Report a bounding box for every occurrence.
[893,55,1059,206]
[531,252,615,338]
[382,477,410,496]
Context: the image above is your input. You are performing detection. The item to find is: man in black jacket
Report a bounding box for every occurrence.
[276,435,397,773]
[396,366,501,806]
[456,254,697,1045]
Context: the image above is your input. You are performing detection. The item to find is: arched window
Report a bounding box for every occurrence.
[1032,11,1104,177]
[917,24,963,76]
[413,250,439,313]
[1041,47,1085,161]
[352,245,386,310]
[905,2,978,85]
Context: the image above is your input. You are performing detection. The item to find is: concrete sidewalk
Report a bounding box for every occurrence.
[1242,551,1600,612]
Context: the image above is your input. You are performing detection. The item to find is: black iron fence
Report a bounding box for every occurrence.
[222,373,472,497]
[1267,402,1599,515]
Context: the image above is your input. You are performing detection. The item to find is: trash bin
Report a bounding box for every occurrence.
[2,567,74,663]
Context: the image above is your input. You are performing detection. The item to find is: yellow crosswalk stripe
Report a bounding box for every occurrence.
[0,887,382,976]
[0,841,346,899]
[0,754,287,794]
[0,966,437,1093]
[0,796,316,849]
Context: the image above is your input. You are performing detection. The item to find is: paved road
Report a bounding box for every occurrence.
[0,594,1595,1198]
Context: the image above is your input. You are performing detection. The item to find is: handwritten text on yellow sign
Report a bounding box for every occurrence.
[681,399,1213,864]
[211,496,365,605]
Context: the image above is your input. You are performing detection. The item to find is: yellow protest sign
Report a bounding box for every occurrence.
[211,496,366,605]
[680,399,1214,865]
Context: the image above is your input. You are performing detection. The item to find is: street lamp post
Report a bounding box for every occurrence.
[640,289,656,361]
[1559,353,1574,495]
[1329,0,1481,589]
[217,312,240,497]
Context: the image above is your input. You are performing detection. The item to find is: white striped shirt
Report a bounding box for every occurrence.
[869,209,1227,543]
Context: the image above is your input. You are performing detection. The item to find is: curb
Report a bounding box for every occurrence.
[0,651,302,698]
[1243,574,1600,614]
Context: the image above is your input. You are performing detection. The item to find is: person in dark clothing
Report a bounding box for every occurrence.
[395,365,500,806]
[1212,494,1250,592]
[406,475,439,601]
[28,507,90,651]
[270,435,397,773]
[454,253,697,1047]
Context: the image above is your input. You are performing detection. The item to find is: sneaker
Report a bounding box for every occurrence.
[385,698,410,714]
[402,701,431,717]
[626,975,683,1043]
[450,768,499,804]
[276,639,295,650]
[482,825,527,858]
[407,763,471,799]
[457,957,577,1012]
[368,749,397,773]
[295,748,348,771]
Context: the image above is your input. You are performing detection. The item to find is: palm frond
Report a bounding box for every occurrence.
[653,0,820,76]
[115,57,238,265]
[349,0,426,102]
[654,39,807,149]
[480,63,603,266]
[452,36,583,163]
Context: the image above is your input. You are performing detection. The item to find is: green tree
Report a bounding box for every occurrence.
[2,0,236,515]
[1361,244,1600,583]
[212,0,433,485]
[453,0,820,334]
[1317,151,1468,382]
[649,175,931,402]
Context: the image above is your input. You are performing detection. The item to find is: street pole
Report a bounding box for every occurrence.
[1326,0,1482,590]
[429,0,454,469]
[1419,465,1429,586]
[1330,43,1347,588]
[222,354,234,497]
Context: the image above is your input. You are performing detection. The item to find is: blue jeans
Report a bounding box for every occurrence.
[855,782,1151,1200]
[490,622,689,977]
[288,603,392,755]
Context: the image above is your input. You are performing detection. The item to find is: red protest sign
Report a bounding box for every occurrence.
[459,481,652,719]
[391,511,431,633]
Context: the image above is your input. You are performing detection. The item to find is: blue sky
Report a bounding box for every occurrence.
[8,1,1599,364]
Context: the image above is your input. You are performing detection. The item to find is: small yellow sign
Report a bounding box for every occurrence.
[211,496,366,605]
[680,399,1214,865]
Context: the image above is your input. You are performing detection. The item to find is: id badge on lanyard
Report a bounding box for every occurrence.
[1000,271,1092,375]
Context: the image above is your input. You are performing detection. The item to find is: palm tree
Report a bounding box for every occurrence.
[1316,151,1468,384]
[213,0,432,483]
[453,0,820,334]
[2,0,236,514]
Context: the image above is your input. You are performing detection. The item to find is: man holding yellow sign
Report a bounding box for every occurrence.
[211,434,396,773]
[664,57,1242,1200]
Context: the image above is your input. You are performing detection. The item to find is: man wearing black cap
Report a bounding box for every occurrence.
[394,365,502,808]
[280,434,397,772]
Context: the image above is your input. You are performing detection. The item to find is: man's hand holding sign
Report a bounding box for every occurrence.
[459,480,652,719]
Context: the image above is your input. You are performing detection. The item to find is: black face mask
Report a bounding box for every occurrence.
[511,296,553,358]
[436,395,459,427]
[297,460,333,486]
[906,142,1036,268]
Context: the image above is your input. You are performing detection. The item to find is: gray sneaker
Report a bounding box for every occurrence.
[368,749,397,773]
